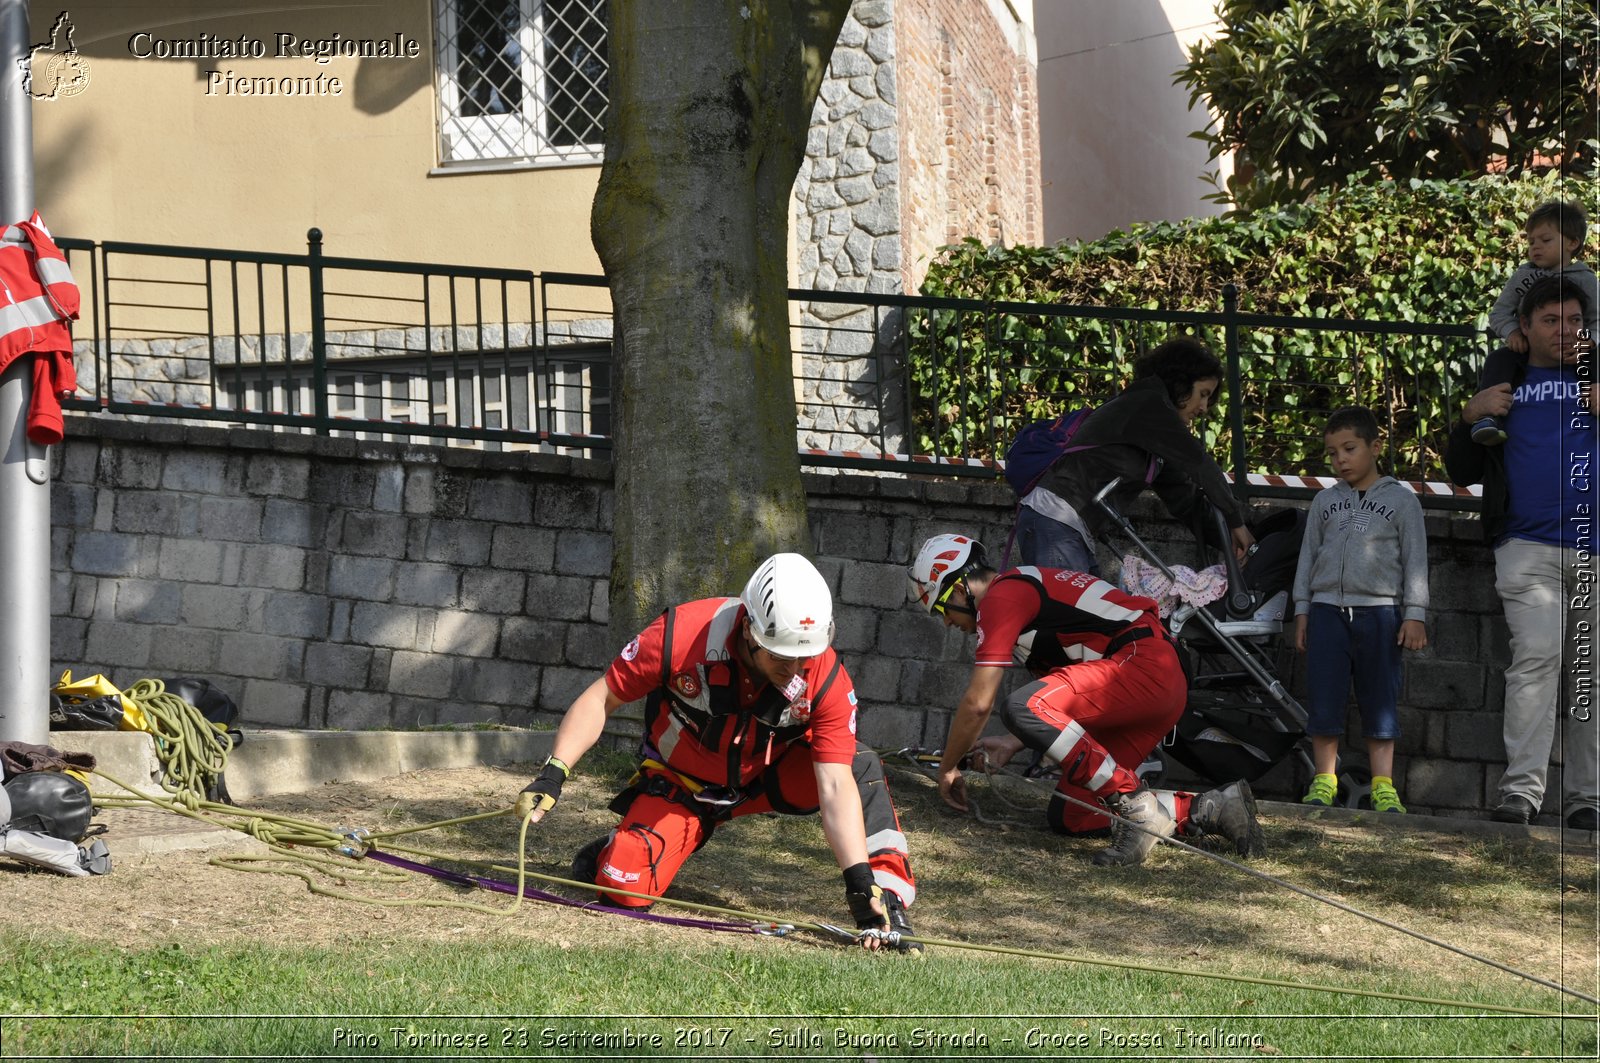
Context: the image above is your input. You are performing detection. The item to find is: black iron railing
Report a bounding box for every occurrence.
[55,231,1488,506]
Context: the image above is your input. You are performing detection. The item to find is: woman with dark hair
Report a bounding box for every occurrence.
[1018,337,1254,571]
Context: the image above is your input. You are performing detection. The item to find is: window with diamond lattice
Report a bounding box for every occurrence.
[435,0,607,165]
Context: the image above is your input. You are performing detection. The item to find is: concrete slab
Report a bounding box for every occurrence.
[224,728,554,800]
[42,730,163,797]
[94,805,262,856]
[39,727,555,857]
[1261,798,1599,847]
[46,726,554,802]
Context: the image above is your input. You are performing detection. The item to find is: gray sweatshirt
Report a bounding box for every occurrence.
[1490,260,1600,340]
[1292,477,1430,622]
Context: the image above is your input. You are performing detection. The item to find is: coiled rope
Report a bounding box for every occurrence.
[119,677,234,805]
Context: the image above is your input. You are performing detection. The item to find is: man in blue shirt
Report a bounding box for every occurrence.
[1447,275,1598,831]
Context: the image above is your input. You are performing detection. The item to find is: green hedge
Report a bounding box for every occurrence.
[911,173,1597,479]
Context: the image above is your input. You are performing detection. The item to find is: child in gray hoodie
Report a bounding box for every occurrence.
[1293,407,1430,812]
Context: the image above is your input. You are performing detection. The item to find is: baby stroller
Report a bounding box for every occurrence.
[1092,478,1317,795]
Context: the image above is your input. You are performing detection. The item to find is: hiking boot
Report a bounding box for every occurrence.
[1370,777,1406,814]
[569,833,611,886]
[1187,780,1266,857]
[1301,773,1338,807]
[1492,794,1537,825]
[1092,787,1176,866]
[880,890,924,956]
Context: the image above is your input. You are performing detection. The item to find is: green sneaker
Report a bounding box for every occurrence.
[1301,773,1337,807]
[1370,777,1407,814]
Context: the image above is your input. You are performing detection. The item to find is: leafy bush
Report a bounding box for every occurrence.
[910,173,1598,480]
[1175,0,1599,210]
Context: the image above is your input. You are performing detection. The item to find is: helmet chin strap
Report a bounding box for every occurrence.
[941,578,977,617]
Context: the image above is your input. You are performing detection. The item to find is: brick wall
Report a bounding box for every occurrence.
[51,416,1538,820]
[794,0,1042,297]
[894,0,1041,286]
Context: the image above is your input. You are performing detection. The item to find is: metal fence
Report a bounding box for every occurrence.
[59,231,611,455]
[56,231,1489,506]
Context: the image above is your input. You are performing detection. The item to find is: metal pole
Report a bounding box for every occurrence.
[1222,283,1247,505]
[0,0,50,744]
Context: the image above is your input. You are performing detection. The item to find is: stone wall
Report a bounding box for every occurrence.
[793,0,1042,296]
[50,415,1533,820]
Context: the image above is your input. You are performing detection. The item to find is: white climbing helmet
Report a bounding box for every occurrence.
[908,534,984,613]
[740,553,835,658]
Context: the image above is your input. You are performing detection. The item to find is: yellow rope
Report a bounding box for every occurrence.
[120,677,234,804]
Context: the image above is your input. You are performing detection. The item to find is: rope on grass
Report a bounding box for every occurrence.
[882,750,1600,1009]
[89,767,1581,1018]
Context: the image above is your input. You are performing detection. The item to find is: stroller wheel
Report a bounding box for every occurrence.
[1135,753,1166,790]
[1338,767,1372,810]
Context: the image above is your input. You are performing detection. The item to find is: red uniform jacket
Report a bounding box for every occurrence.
[975,566,1167,672]
[0,213,78,444]
[605,597,859,789]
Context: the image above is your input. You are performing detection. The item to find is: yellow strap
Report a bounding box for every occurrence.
[51,670,150,732]
[638,757,706,795]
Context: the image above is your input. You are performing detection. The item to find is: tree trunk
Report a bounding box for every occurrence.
[593,0,851,640]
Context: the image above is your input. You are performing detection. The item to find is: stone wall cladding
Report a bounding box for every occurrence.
[52,416,614,732]
[51,417,1521,818]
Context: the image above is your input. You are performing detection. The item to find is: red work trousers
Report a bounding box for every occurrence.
[1000,636,1193,833]
[586,741,916,910]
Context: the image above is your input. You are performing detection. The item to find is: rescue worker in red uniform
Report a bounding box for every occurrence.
[909,534,1265,866]
[514,553,919,952]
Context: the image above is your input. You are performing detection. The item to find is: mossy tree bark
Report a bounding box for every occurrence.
[593,0,851,640]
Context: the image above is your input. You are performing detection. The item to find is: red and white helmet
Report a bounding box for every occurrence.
[908,534,985,613]
[741,553,834,658]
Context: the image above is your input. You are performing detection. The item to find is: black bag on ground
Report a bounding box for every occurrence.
[3,771,95,842]
[48,693,124,731]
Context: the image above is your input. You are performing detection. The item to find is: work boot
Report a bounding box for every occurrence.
[569,833,610,886]
[1092,786,1175,866]
[880,889,924,957]
[1186,780,1266,857]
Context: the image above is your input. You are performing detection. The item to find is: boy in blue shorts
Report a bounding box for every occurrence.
[1292,407,1430,812]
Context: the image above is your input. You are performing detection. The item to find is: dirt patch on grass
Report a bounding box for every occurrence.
[3,754,1595,1000]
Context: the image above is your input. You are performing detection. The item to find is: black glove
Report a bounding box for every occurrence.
[842,861,885,929]
[514,757,570,820]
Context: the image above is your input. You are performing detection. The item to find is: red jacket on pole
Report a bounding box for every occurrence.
[0,212,78,444]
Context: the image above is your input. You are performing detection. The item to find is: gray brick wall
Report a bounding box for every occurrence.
[51,417,1513,817]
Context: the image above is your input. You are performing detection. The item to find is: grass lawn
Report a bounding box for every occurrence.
[1,748,1595,1060]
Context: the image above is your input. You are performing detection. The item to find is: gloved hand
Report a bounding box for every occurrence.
[513,757,570,821]
[842,861,886,930]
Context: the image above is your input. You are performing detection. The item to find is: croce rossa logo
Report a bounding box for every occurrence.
[19,11,89,101]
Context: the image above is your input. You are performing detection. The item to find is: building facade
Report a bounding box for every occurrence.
[26,0,1040,285]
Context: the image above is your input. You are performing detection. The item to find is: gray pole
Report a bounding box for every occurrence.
[0,0,50,744]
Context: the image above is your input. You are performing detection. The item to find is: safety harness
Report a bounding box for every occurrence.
[629,603,843,817]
